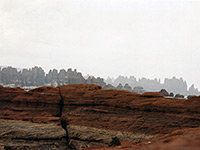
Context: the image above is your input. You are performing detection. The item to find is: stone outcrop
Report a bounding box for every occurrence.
[187,95,196,99]
[175,94,184,99]
[1,66,200,96]
[169,92,174,97]
[86,76,106,87]
[66,68,86,85]
[159,89,169,97]
[1,66,21,86]
[0,66,87,87]
[86,127,200,150]
[0,119,66,150]
[133,86,145,94]
[106,75,200,96]
[116,83,123,90]
[188,84,200,96]
[164,77,188,95]
[102,84,115,90]
[0,84,200,149]
[124,83,132,91]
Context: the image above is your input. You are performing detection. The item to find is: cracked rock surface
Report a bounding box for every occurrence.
[0,84,200,149]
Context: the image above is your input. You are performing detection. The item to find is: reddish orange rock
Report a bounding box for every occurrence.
[0,84,200,149]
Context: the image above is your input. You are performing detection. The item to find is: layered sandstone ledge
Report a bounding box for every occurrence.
[0,84,200,149]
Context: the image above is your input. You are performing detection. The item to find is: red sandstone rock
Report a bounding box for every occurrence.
[12,86,60,103]
[0,86,60,123]
[0,84,200,149]
[141,92,163,98]
[0,85,25,102]
[0,84,200,132]
[86,127,200,150]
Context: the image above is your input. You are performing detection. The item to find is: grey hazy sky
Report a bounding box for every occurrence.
[0,0,200,89]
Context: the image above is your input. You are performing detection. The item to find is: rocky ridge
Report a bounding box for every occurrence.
[1,66,199,96]
[0,84,200,149]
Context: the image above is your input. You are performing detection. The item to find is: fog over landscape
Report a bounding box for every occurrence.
[1,1,200,149]
[1,0,200,89]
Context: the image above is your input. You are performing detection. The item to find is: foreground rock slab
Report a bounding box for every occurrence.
[0,119,67,150]
[86,127,200,150]
[0,119,155,150]
[0,84,200,149]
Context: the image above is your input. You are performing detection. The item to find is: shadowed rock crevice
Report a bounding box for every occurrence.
[61,118,70,145]
[57,87,71,148]
[57,87,64,117]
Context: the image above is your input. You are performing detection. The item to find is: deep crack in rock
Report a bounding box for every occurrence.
[58,87,71,148]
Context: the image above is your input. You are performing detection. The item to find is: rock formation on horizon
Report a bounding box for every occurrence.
[0,66,106,89]
[105,75,200,96]
[0,66,199,96]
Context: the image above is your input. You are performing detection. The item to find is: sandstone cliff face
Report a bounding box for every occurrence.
[0,84,200,149]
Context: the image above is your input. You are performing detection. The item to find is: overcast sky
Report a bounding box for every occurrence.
[0,0,200,89]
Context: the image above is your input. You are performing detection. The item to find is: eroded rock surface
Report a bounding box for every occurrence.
[0,84,200,149]
[0,119,66,150]
[86,127,200,150]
